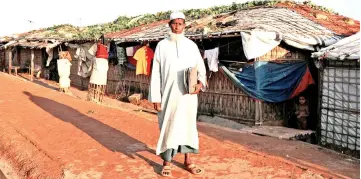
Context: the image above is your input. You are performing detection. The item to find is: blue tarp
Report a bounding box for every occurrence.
[221,61,309,103]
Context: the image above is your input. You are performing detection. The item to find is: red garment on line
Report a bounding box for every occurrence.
[96,43,109,59]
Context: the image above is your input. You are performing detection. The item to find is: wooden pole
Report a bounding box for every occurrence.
[255,101,259,125]
[8,49,12,74]
[30,49,34,81]
[259,101,263,126]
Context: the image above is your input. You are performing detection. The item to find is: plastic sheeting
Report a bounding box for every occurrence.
[221,61,314,102]
[312,32,360,60]
[45,41,62,67]
[241,31,281,60]
[45,48,53,67]
[57,59,72,88]
[320,67,360,150]
[90,58,109,85]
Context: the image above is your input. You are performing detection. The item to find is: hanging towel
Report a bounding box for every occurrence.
[127,46,140,66]
[203,47,219,72]
[126,46,135,56]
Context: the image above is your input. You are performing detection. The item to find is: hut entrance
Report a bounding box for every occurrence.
[195,38,318,133]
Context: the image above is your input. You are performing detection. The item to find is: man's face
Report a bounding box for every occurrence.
[170,18,185,34]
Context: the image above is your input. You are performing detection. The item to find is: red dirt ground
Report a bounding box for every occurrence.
[0,73,359,179]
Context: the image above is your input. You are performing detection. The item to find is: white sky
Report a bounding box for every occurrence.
[1,0,360,37]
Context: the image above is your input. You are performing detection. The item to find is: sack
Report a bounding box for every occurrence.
[184,66,198,94]
[90,58,109,85]
[57,59,71,77]
[59,77,71,88]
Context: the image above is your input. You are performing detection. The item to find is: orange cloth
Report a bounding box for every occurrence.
[59,51,72,62]
[133,46,154,76]
[290,67,315,98]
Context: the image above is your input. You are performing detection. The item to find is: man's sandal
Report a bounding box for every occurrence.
[185,164,203,175]
[161,165,172,177]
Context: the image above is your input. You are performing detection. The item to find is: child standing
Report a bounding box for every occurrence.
[295,96,309,130]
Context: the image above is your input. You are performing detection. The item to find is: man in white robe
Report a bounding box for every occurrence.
[148,11,206,177]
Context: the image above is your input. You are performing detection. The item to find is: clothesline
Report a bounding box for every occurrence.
[198,39,242,51]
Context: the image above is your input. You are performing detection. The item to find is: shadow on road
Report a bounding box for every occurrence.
[23,91,188,176]
[17,74,59,91]
[23,91,152,159]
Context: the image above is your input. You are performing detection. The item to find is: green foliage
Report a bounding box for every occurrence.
[21,0,338,40]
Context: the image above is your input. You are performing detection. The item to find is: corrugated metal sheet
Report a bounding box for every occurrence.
[312,32,360,60]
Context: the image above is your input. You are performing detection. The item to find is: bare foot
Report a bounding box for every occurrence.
[161,161,172,177]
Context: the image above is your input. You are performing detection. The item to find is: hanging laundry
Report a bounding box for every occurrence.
[45,48,54,67]
[67,42,97,78]
[133,46,154,76]
[96,43,109,59]
[108,41,118,65]
[117,46,126,65]
[126,46,135,56]
[127,46,140,66]
[203,47,219,72]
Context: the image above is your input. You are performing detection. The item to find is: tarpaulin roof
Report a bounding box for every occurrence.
[220,61,314,102]
[311,32,360,60]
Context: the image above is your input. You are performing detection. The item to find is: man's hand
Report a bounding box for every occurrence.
[190,81,203,95]
[153,103,161,112]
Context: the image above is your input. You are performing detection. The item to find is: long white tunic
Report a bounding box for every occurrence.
[149,36,207,155]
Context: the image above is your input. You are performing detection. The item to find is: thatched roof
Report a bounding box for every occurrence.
[2,1,359,47]
[312,32,360,60]
[105,1,359,46]
[17,25,89,41]
[106,6,356,51]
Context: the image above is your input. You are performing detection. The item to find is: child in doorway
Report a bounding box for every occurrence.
[295,95,309,130]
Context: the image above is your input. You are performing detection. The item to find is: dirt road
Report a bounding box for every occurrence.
[0,73,358,179]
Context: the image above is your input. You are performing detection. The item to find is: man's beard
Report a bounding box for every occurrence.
[168,31,185,42]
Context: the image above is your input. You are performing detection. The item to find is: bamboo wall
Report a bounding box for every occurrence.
[108,67,150,98]
[64,43,311,126]
[3,48,43,71]
[198,71,255,124]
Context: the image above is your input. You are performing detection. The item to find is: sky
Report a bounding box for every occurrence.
[1,0,360,37]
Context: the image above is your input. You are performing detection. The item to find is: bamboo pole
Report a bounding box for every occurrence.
[30,49,34,81]
[87,83,106,103]
[255,100,260,126]
[8,50,12,74]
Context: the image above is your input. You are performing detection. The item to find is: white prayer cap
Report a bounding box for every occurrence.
[170,11,185,20]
